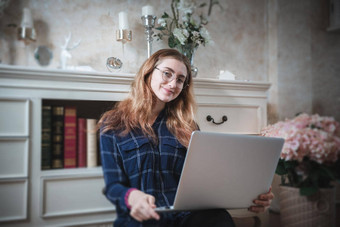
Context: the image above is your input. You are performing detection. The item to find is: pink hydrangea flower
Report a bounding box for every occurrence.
[261,113,340,164]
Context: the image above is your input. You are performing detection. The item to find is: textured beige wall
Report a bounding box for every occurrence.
[310,0,340,122]
[273,0,340,122]
[0,0,268,81]
[0,0,339,121]
[276,0,313,120]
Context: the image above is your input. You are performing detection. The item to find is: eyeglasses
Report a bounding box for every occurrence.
[154,67,189,89]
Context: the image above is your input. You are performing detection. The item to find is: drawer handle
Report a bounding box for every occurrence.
[206,115,228,125]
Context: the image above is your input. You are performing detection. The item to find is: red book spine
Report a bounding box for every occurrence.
[77,118,87,167]
[64,107,77,168]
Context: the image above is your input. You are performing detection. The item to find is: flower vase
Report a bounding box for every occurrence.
[279,186,336,227]
[177,43,198,77]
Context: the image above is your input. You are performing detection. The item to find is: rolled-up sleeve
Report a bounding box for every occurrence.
[100,129,130,213]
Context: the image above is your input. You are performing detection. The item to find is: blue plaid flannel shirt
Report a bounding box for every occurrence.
[100,110,190,226]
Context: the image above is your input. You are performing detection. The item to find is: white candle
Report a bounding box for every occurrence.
[142,5,154,16]
[21,8,33,28]
[118,11,129,29]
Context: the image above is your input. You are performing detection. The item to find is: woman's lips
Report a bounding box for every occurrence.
[162,87,173,95]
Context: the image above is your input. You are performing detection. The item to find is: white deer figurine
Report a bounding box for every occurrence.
[60,33,81,69]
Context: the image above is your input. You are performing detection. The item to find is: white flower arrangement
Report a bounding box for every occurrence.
[155,0,221,50]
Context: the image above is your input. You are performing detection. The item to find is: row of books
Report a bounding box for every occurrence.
[41,105,100,170]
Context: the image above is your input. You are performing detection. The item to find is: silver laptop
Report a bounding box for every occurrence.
[155,131,284,212]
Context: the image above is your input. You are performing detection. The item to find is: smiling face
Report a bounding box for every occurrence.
[150,57,188,110]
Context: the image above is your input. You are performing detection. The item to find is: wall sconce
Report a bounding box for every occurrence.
[17,8,36,45]
[107,11,132,71]
[116,11,132,44]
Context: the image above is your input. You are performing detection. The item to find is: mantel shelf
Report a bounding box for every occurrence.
[0,64,271,91]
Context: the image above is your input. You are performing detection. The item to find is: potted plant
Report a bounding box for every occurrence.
[261,113,340,227]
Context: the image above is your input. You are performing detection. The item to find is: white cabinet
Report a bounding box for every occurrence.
[0,65,270,226]
[0,99,29,222]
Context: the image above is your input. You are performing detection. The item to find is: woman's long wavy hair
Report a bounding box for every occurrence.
[98,49,198,147]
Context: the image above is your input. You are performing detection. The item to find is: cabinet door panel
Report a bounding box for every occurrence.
[0,99,29,136]
[41,175,114,218]
[0,139,29,178]
[0,180,27,222]
[197,104,261,134]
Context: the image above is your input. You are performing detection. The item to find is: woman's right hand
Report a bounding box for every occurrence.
[128,189,160,222]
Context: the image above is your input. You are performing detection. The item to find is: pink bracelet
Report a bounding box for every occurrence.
[124,188,137,209]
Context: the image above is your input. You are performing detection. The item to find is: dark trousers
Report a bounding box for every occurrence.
[178,209,235,227]
[126,209,235,227]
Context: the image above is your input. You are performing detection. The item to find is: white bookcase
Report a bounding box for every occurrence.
[0,65,270,226]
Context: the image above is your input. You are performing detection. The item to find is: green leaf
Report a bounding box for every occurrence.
[300,186,318,196]
[320,165,336,180]
[155,26,166,31]
[309,169,320,182]
[276,160,287,175]
[284,160,298,169]
[168,35,176,48]
[162,12,169,18]
[287,168,301,187]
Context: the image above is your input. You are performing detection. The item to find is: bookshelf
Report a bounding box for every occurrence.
[42,99,116,120]
[0,65,271,226]
[41,99,116,170]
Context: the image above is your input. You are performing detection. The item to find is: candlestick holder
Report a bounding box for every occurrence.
[141,15,156,58]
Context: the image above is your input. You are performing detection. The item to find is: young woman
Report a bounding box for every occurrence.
[99,49,273,226]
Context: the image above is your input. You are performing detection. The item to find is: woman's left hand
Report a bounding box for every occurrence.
[248,187,274,213]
